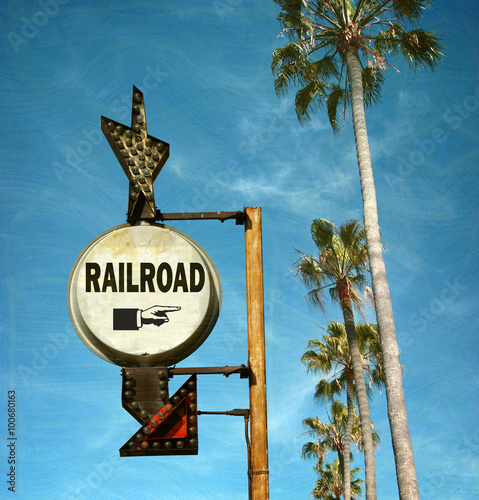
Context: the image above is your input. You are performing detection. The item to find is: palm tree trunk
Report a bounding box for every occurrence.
[337,449,345,493]
[342,373,355,500]
[341,296,376,500]
[345,46,419,499]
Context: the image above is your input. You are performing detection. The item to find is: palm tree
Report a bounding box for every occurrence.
[302,400,353,473]
[302,400,378,498]
[312,458,364,500]
[272,2,443,497]
[302,321,384,499]
[294,218,378,498]
[303,322,356,500]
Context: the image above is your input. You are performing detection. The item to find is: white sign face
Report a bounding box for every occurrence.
[67,223,221,367]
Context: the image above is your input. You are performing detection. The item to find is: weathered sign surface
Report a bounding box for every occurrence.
[68,222,221,366]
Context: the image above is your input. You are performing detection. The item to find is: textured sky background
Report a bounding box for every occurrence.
[1,1,478,498]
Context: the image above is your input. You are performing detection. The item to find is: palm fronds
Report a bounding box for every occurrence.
[272,0,443,129]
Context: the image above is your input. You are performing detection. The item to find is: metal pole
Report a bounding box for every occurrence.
[244,207,269,499]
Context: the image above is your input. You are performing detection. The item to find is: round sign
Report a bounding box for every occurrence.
[67,222,221,367]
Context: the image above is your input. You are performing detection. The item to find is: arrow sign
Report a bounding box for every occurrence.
[101,86,169,221]
[120,374,198,456]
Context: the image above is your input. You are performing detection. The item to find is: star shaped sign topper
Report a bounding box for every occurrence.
[101,86,169,221]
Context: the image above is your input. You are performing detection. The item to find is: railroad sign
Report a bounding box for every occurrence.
[67,87,268,493]
[67,222,221,367]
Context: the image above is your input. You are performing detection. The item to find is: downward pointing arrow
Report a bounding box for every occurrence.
[120,374,198,456]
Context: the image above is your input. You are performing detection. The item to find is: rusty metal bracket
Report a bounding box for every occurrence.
[198,409,250,417]
[156,210,246,225]
[168,364,250,379]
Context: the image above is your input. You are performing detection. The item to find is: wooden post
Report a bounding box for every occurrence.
[244,207,269,500]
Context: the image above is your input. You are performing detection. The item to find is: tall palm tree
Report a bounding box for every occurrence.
[294,218,378,498]
[313,458,364,500]
[302,400,378,497]
[272,2,443,497]
[302,321,384,499]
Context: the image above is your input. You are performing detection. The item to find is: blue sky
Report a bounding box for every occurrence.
[1,0,478,498]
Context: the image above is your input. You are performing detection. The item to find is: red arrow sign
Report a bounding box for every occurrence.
[120,374,198,456]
